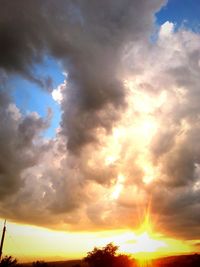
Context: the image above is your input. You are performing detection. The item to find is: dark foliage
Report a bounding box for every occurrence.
[154,254,200,267]
[0,256,17,267]
[32,261,48,267]
[84,243,134,267]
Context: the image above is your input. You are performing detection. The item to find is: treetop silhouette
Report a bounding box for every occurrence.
[84,243,134,267]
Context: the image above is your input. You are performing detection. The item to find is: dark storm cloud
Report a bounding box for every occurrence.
[0,0,50,89]
[58,0,165,152]
[0,88,50,200]
[8,0,200,241]
[0,0,165,152]
[150,183,200,239]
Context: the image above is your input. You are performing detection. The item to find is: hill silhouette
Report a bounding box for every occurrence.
[16,254,200,267]
[1,243,200,267]
[153,254,200,267]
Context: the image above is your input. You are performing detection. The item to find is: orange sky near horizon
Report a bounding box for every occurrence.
[0,218,198,263]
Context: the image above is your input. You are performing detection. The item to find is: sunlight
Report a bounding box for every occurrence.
[120,213,167,260]
[117,209,194,264]
[139,160,156,184]
[111,174,125,200]
[105,155,117,166]
[124,79,167,114]
[134,212,166,257]
[1,1,200,264]
[133,231,166,253]
[137,258,153,267]
[2,219,194,262]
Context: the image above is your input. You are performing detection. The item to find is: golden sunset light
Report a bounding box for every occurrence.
[1,211,196,263]
[118,213,194,261]
[1,1,200,267]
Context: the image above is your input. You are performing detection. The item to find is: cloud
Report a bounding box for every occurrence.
[121,21,200,239]
[0,0,165,152]
[51,80,66,104]
[0,87,50,202]
[1,0,200,242]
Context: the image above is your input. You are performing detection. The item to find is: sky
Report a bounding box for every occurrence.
[0,0,200,262]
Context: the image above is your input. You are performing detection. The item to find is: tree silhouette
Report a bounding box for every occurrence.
[0,256,17,267]
[115,254,134,267]
[84,243,134,267]
[32,261,48,267]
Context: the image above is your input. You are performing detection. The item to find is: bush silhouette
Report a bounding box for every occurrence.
[0,256,17,267]
[84,243,133,267]
[32,261,49,267]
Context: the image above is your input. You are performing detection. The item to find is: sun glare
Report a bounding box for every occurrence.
[121,213,167,259]
[131,231,167,255]
[116,210,194,265]
[111,174,125,200]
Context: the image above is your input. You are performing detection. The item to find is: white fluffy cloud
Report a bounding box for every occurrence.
[51,80,66,104]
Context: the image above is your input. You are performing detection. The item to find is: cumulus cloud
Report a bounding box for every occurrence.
[51,80,66,104]
[1,0,200,242]
[0,0,165,152]
[120,21,200,239]
[0,87,50,201]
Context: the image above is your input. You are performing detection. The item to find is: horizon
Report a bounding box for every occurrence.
[0,0,200,264]
[0,214,197,262]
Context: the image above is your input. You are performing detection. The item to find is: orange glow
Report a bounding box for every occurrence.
[0,218,196,262]
[127,213,167,259]
[118,210,194,261]
[119,212,166,259]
